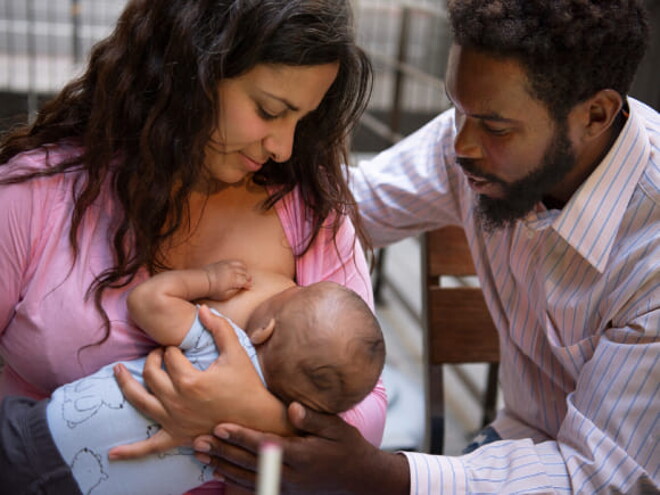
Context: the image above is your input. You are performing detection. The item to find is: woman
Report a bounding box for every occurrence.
[0,0,386,493]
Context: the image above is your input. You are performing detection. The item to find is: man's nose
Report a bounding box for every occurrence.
[453,113,482,160]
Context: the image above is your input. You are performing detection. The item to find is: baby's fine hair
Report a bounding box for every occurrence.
[296,281,386,412]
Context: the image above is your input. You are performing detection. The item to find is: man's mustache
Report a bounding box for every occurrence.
[456,157,503,184]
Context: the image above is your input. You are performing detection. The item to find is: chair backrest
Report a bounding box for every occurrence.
[423,226,499,364]
[421,225,499,453]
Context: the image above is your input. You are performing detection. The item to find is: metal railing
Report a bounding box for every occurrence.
[0,0,124,125]
[353,2,452,322]
[355,1,451,149]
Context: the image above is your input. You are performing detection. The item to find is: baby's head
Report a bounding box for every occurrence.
[246,281,385,414]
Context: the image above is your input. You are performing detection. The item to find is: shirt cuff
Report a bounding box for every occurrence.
[401,451,468,494]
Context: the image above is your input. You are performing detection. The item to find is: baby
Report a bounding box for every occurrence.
[45,260,385,495]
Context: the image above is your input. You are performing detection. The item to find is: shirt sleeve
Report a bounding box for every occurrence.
[402,305,660,494]
[349,110,463,249]
[0,169,40,333]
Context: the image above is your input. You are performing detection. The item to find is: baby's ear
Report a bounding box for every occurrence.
[250,318,275,345]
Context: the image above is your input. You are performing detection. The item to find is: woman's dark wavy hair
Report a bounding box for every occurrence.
[0,0,372,343]
[447,0,650,120]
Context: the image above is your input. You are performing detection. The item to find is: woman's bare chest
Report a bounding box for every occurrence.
[164,187,295,279]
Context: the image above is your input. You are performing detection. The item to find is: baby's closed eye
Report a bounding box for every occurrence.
[307,365,341,391]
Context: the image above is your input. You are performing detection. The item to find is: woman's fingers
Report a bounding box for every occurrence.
[198,305,242,354]
[142,346,196,398]
[113,361,168,422]
[108,429,182,460]
[159,346,200,383]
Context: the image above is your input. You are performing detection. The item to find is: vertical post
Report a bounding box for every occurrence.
[71,0,82,64]
[374,7,412,305]
[26,0,37,122]
[389,6,411,136]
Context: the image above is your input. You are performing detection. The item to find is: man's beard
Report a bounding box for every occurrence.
[459,122,576,233]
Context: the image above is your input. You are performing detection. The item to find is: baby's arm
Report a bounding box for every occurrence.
[127,260,252,346]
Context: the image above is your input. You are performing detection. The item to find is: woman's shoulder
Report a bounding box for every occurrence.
[0,142,87,221]
[273,185,353,224]
[1,140,84,179]
[272,185,355,248]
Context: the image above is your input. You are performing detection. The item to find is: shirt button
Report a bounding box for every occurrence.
[526,229,535,239]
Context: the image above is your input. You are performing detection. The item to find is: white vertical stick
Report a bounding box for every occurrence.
[256,441,283,495]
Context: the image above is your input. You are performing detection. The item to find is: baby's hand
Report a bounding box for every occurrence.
[204,260,252,301]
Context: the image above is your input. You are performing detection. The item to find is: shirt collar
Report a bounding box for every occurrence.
[551,98,651,272]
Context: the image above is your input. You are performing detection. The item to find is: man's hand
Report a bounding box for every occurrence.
[112,306,287,459]
[193,402,410,494]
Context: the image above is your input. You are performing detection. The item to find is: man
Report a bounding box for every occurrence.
[168,1,657,492]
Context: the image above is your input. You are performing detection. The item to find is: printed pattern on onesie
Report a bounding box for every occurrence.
[45,308,264,495]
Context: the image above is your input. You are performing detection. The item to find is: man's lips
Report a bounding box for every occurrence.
[463,171,501,196]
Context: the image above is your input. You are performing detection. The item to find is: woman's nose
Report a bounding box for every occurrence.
[264,119,296,163]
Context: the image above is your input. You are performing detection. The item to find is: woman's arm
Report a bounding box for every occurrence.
[128,260,251,346]
[110,306,292,459]
[0,175,39,335]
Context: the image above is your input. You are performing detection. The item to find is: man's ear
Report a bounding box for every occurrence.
[250,318,275,345]
[578,89,623,141]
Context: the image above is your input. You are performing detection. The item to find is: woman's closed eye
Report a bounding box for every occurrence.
[257,105,283,121]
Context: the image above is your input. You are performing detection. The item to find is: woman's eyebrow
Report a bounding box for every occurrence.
[261,91,300,112]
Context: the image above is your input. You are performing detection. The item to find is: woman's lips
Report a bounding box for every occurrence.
[239,153,265,172]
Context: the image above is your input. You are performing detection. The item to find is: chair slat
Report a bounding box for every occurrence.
[427,287,499,363]
[426,226,475,276]
[422,226,500,454]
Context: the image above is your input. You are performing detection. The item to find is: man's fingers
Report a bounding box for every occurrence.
[193,432,260,492]
[211,424,265,459]
[108,429,182,460]
[114,363,168,422]
[287,402,345,438]
[195,451,258,493]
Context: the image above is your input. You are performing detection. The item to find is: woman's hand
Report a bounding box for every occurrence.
[111,305,288,459]
[193,402,410,494]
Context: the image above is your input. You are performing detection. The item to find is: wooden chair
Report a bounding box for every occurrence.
[421,226,500,454]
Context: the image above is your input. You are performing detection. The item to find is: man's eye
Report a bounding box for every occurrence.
[482,123,509,136]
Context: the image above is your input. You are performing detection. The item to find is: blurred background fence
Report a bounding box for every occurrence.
[1,0,657,138]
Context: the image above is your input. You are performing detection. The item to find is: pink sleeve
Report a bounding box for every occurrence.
[0,162,41,333]
[338,378,387,446]
[277,190,387,447]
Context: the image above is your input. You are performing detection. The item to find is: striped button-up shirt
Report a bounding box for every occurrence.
[350,98,659,494]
